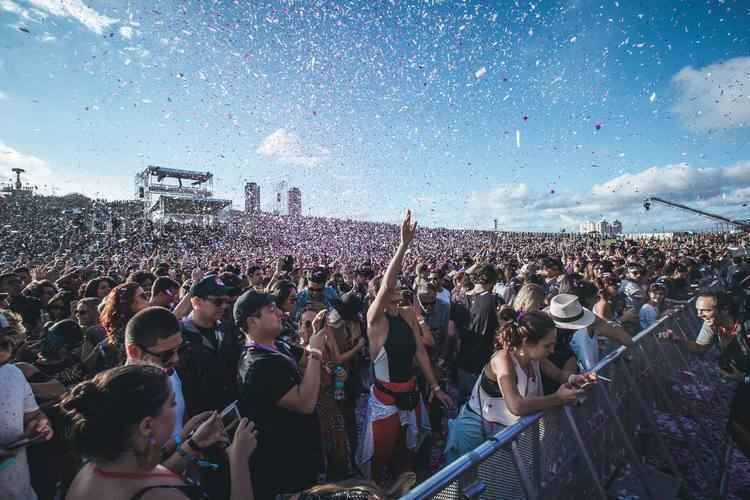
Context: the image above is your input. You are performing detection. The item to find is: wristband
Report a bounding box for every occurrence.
[744,375,750,385]
[306,347,323,361]
[187,437,209,454]
[176,443,197,461]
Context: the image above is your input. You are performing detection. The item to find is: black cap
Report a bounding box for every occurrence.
[234,290,275,328]
[190,275,234,298]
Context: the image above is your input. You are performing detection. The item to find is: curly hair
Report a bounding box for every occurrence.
[495,310,555,351]
[100,283,142,345]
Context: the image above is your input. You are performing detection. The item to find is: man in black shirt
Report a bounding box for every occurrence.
[178,275,240,418]
[454,264,501,405]
[235,290,326,499]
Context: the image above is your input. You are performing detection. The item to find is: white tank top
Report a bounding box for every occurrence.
[468,353,542,426]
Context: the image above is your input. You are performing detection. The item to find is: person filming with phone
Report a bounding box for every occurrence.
[235,289,326,499]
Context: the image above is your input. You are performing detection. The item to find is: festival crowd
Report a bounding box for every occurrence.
[1,193,749,500]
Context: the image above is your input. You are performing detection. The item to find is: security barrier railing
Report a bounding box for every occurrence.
[402,300,729,500]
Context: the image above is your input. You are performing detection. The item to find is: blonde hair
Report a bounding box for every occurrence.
[511,283,545,313]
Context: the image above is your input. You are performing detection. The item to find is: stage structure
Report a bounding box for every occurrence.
[134,166,231,225]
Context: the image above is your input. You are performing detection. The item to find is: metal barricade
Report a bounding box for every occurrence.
[401,299,725,500]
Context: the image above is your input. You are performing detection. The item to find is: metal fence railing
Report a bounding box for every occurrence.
[402,300,729,500]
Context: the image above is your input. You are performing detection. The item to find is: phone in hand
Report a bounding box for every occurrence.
[220,400,241,433]
[4,433,46,451]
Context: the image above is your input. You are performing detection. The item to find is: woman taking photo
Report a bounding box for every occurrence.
[357,210,453,485]
[444,311,589,463]
[61,364,257,500]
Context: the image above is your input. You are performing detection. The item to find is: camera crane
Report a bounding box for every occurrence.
[642,197,750,232]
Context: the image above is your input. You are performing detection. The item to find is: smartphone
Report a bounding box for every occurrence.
[220,400,240,433]
[4,433,45,450]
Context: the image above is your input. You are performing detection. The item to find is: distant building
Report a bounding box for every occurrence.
[273,181,287,216]
[288,187,302,217]
[579,218,623,236]
[244,182,260,214]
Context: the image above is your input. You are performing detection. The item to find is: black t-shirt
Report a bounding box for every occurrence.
[237,344,322,498]
[455,291,501,374]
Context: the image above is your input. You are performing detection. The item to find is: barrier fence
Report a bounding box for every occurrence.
[402,300,732,500]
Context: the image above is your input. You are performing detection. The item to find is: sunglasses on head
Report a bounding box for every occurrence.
[137,340,184,364]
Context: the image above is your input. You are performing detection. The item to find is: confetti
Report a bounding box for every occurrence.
[516,130,521,148]
[475,67,487,79]
[649,92,656,103]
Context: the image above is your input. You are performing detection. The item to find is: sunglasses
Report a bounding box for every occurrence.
[74,310,89,316]
[137,341,184,364]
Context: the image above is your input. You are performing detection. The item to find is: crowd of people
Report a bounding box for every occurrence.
[1,192,749,500]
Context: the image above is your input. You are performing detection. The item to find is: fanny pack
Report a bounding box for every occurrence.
[374,380,419,411]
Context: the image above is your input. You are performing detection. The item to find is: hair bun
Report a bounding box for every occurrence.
[60,379,105,418]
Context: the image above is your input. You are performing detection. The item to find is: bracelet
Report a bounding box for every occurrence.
[176,443,198,462]
[306,347,323,361]
[187,437,208,454]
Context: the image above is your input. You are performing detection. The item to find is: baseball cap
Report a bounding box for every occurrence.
[233,290,276,328]
[190,275,234,298]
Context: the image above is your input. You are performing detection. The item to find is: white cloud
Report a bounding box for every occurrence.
[0,141,131,198]
[119,25,134,39]
[467,183,531,210]
[466,160,750,232]
[0,0,45,22]
[256,128,330,167]
[672,56,750,131]
[26,0,117,34]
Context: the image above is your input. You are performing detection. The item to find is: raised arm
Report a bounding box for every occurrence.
[367,210,417,325]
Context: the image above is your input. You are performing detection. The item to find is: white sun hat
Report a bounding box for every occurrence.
[545,293,596,330]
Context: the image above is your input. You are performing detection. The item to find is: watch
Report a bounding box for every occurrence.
[187,437,209,454]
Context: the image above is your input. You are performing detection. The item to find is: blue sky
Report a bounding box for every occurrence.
[1,0,749,232]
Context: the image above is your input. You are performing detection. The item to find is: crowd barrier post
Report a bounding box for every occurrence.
[401,298,730,500]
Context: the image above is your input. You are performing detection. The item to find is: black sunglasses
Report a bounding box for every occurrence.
[137,341,184,364]
[205,297,230,307]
